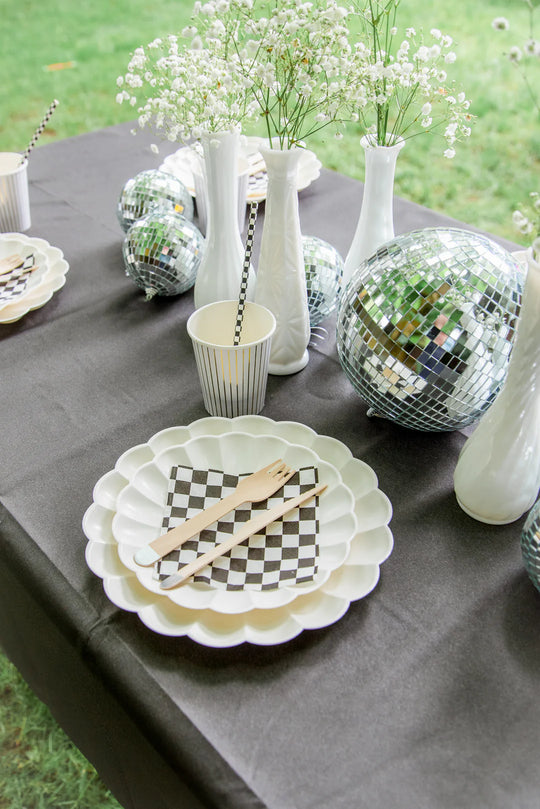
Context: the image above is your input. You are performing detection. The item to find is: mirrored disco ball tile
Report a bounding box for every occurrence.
[336,227,523,431]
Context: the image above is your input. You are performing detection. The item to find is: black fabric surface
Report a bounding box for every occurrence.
[1,122,539,809]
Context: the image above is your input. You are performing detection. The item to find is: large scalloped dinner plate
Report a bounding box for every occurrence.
[0,233,69,323]
[83,416,394,647]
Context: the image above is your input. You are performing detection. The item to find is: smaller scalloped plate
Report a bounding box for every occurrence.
[160,136,321,203]
[111,431,357,614]
[83,416,394,646]
[0,233,69,323]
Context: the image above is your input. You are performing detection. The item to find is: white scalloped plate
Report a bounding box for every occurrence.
[160,136,322,203]
[0,233,69,323]
[83,417,394,646]
[111,432,357,613]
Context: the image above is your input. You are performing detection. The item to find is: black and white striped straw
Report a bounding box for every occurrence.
[21,99,59,163]
[233,201,258,346]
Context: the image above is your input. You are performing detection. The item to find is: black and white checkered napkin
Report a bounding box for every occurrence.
[247,168,267,201]
[0,255,35,304]
[154,465,320,591]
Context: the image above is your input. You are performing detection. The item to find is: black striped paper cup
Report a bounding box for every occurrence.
[187,300,276,417]
[0,153,31,232]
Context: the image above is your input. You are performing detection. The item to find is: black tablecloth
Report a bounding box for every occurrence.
[1,123,539,809]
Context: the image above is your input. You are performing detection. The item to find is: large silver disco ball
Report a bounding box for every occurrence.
[122,212,204,300]
[117,169,194,232]
[303,235,344,326]
[336,228,523,431]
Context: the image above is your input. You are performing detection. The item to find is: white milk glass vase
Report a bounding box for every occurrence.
[453,248,540,524]
[343,134,405,285]
[194,131,255,309]
[254,145,310,375]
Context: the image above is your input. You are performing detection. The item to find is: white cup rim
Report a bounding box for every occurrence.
[187,299,276,350]
[0,152,27,176]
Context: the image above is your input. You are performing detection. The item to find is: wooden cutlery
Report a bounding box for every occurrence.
[159,482,327,589]
[134,459,296,567]
[0,253,36,276]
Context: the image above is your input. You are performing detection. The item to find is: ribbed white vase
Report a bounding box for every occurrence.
[453,248,540,524]
[254,145,310,375]
[193,131,255,309]
[343,135,405,286]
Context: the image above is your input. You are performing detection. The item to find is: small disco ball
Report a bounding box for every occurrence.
[122,212,204,300]
[303,235,344,326]
[521,500,540,593]
[336,227,523,431]
[117,169,194,232]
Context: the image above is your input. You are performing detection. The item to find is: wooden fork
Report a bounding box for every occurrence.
[0,255,24,276]
[0,253,36,276]
[134,459,296,566]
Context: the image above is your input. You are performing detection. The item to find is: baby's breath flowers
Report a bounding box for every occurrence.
[116,37,259,141]
[349,0,473,157]
[116,0,473,157]
[492,17,510,33]
[185,0,361,149]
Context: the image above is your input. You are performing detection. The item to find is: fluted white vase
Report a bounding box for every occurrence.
[453,248,540,524]
[343,134,405,285]
[254,145,310,375]
[194,131,255,309]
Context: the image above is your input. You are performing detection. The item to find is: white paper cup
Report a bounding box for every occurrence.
[187,300,276,417]
[0,152,31,232]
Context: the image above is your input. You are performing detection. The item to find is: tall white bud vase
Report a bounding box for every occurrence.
[453,249,540,524]
[194,131,255,309]
[343,135,405,285]
[254,145,310,375]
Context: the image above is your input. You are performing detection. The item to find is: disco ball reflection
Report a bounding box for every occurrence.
[336,228,523,431]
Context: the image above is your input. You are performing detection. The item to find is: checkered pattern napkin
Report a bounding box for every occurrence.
[247,169,267,201]
[154,465,320,591]
[0,262,33,304]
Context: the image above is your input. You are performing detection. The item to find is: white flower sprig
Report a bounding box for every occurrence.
[491,0,540,115]
[513,192,540,261]
[116,36,259,141]
[349,0,473,157]
[185,0,361,148]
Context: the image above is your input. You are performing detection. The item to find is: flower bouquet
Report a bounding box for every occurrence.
[185,0,360,149]
[343,0,474,280]
[351,0,473,157]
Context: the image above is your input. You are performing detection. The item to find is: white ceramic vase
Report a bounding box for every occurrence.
[193,131,255,309]
[453,248,540,524]
[254,145,310,375]
[343,134,405,286]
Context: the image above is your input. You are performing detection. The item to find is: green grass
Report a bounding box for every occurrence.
[0,651,121,809]
[0,0,194,147]
[1,0,539,806]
